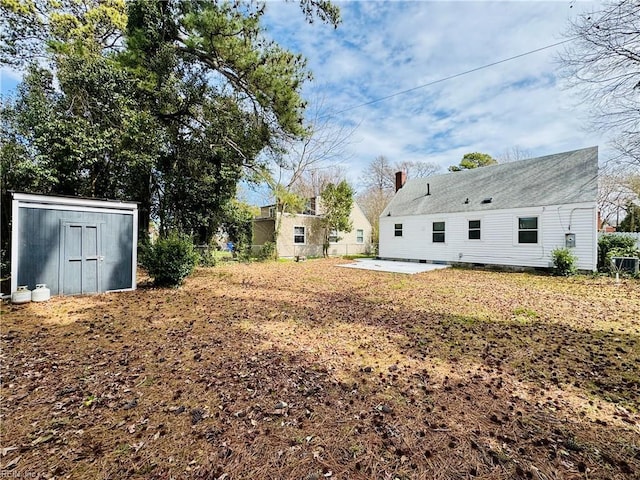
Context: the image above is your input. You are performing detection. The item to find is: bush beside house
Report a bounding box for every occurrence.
[597,234,640,272]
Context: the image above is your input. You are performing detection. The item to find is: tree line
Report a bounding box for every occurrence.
[0,0,340,265]
[2,0,639,271]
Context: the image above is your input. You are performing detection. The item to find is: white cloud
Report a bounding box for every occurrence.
[1,0,611,197]
[263,0,610,190]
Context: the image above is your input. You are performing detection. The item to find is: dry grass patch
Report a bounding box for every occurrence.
[1,259,638,479]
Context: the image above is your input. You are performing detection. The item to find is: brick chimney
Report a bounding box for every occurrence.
[395,171,406,192]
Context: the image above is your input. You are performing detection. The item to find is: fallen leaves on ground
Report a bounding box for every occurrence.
[1,259,639,479]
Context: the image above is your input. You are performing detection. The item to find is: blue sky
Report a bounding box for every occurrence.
[1,1,607,198]
[0,70,20,97]
[261,0,607,189]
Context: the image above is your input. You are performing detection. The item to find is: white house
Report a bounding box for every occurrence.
[253,198,372,258]
[379,147,599,271]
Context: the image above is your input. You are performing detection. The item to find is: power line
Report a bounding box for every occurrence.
[328,38,574,117]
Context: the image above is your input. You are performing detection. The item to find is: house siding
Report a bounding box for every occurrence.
[379,203,596,271]
[253,218,276,246]
[327,202,372,256]
[277,214,324,258]
[252,202,372,258]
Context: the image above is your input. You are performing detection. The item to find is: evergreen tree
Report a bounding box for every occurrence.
[619,202,640,232]
[320,180,354,257]
[449,152,497,172]
[0,0,340,251]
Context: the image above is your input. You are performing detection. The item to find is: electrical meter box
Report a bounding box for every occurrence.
[565,233,576,248]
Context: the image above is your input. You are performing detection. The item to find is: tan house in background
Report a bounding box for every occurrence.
[253,198,373,258]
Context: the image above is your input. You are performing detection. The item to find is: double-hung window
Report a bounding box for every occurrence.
[328,229,338,243]
[468,220,481,240]
[356,229,364,243]
[518,217,538,244]
[294,226,306,244]
[394,224,403,237]
[432,221,445,243]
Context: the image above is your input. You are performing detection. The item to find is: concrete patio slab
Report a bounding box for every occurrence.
[337,259,450,274]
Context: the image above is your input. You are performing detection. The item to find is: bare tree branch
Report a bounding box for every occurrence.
[559,0,640,166]
[249,94,357,245]
[496,146,533,163]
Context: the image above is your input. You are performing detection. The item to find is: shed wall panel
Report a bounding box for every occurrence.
[102,213,134,291]
[17,208,62,294]
[17,207,134,294]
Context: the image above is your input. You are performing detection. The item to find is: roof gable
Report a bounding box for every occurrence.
[382,147,598,217]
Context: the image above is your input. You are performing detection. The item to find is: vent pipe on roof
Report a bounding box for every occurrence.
[426,183,430,196]
[395,171,406,192]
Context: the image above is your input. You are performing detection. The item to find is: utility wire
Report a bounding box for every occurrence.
[328,38,575,117]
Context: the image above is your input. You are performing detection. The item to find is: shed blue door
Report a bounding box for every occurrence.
[61,222,103,294]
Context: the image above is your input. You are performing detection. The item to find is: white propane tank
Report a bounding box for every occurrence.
[11,286,31,304]
[31,284,51,302]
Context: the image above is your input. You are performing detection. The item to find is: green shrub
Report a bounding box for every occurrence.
[551,247,577,276]
[197,246,218,267]
[598,234,638,271]
[0,248,10,279]
[235,246,251,263]
[141,233,198,287]
[256,242,276,261]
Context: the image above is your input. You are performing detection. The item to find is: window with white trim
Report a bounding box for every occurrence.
[468,220,481,240]
[356,229,364,243]
[294,226,306,244]
[394,224,403,237]
[432,221,445,243]
[328,229,338,243]
[518,217,538,244]
[303,198,316,215]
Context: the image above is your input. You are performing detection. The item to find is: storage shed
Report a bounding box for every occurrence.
[11,193,138,296]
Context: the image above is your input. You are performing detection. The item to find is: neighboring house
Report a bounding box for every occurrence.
[597,212,616,233]
[379,147,599,271]
[11,192,138,296]
[253,198,372,258]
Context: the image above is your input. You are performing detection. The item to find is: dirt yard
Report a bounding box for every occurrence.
[1,259,639,479]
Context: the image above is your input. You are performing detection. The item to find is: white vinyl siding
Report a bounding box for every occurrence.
[378,203,596,271]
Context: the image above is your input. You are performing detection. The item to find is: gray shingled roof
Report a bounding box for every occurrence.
[381,147,598,217]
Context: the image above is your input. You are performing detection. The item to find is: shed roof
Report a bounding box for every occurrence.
[381,147,598,217]
[12,192,138,210]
